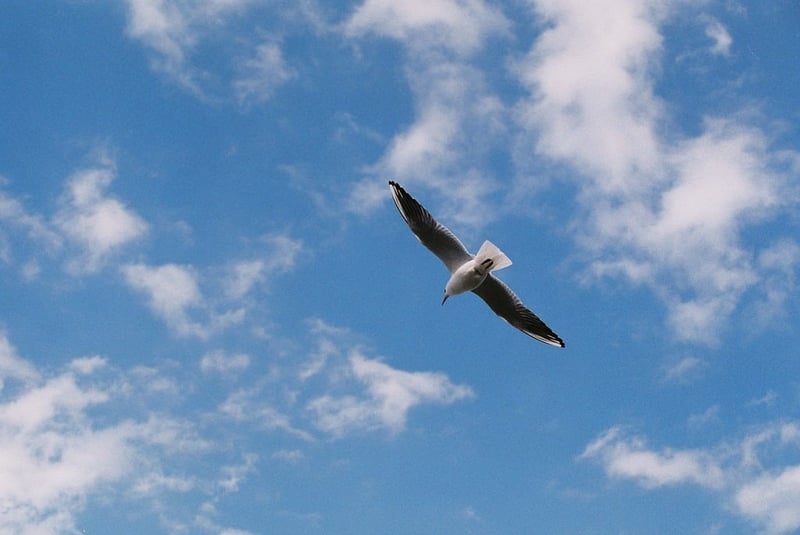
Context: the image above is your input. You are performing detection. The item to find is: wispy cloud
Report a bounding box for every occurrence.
[200,350,251,375]
[748,390,778,408]
[223,233,303,300]
[122,263,244,339]
[0,347,207,534]
[516,0,799,343]
[233,40,295,105]
[705,19,732,56]
[208,319,474,440]
[124,0,251,95]
[0,332,40,388]
[736,466,800,534]
[195,501,257,535]
[580,426,726,489]
[125,0,299,103]
[345,0,509,228]
[218,453,258,493]
[271,449,306,464]
[345,0,509,55]
[0,180,62,261]
[307,351,474,437]
[661,355,707,383]
[1,151,149,278]
[218,387,315,441]
[55,154,148,273]
[582,422,800,533]
[121,230,301,338]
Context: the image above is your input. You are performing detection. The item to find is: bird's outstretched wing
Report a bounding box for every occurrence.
[388,181,471,273]
[472,274,565,348]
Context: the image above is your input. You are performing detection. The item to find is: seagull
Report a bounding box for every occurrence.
[388,181,565,348]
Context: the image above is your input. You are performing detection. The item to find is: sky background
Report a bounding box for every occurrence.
[1,1,799,533]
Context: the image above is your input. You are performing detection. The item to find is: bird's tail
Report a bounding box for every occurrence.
[474,240,512,274]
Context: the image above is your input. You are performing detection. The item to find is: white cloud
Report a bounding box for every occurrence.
[582,422,800,534]
[298,319,350,382]
[344,0,509,228]
[69,355,108,375]
[461,506,481,522]
[307,351,474,436]
[736,466,800,534]
[125,0,189,71]
[662,355,706,383]
[122,263,245,338]
[0,332,40,390]
[0,318,472,533]
[225,259,268,300]
[131,471,195,495]
[580,426,726,489]
[219,529,256,535]
[345,0,508,55]
[210,320,474,440]
[516,0,799,343]
[200,350,251,374]
[223,233,303,300]
[218,453,258,492]
[2,153,149,277]
[128,365,182,396]
[0,347,206,534]
[0,181,62,257]
[705,19,732,56]
[298,337,338,382]
[279,319,476,438]
[516,0,664,188]
[749,390,778,408]
[123,263,204,336]
[125,0,305,104]
[195,501,257,535]
[233,41,294,105]
[124,0,251,94]
[349,61,504,228]
[271,449,306,463]
[750,240,800,327]
[55,156,148,273]
[687,405,720,429]
[218,388,314,441]
[123,233,299,336]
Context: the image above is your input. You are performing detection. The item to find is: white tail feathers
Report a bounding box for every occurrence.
[474,240,512,273]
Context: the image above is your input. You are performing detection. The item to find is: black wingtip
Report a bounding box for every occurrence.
[542,329,566,348]
[531,331,565,348]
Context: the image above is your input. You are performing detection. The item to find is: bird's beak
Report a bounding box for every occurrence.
[441,294,449,305]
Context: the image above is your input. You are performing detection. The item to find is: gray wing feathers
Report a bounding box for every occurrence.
[388,181,472,272]
[472,275,565,348]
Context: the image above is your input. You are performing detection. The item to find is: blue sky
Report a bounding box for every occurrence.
[1,1,799,533]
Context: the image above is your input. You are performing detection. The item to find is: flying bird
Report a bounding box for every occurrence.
[388,181,565,348]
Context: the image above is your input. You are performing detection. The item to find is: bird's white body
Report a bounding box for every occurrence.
[444,240,511,301]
